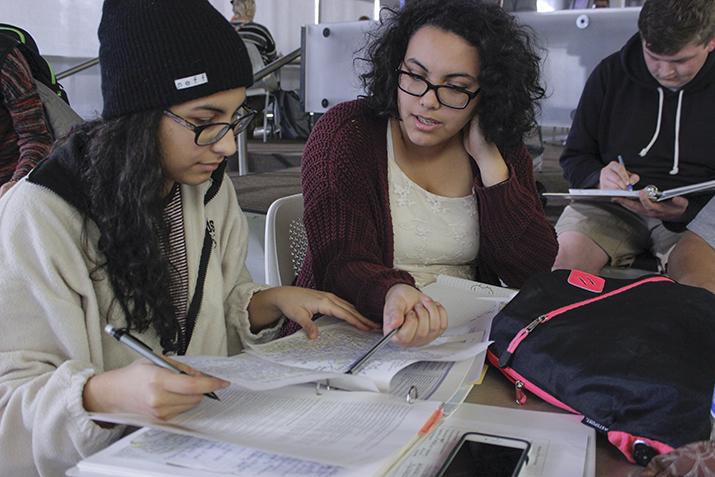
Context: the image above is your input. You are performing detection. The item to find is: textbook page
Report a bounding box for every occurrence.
[246,321,490,392]
[422,275,514,328]
[90,385,441,468]
[76,427,387,477]
[176,353,379,392]
[386,403,594,477]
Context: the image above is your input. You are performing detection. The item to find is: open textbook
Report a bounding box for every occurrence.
[73,404,593,477]
[170,275,514,396]
[85,276,516,470]
[543,178,715,202]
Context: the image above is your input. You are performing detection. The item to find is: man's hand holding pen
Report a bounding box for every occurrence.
[599,158,640,191]
[603,156,689,221]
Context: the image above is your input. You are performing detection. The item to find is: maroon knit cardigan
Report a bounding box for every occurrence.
[285,99,557,332]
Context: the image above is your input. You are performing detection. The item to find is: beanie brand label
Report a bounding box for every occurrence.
[175,73,208,90]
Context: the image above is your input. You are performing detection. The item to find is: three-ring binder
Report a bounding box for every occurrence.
[314,379,420,404]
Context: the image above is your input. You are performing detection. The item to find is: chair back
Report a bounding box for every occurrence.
[244,41,280,93]
[264,193,307,286]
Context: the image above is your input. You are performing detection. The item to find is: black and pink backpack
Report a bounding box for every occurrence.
[488,269,715,465]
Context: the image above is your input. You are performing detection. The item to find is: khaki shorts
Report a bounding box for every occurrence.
[555,202,683,268]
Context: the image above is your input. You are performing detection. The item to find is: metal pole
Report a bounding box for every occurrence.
[237,129,249,176]
[56,57,99,80]
[253,48,301,83]
[314,0,321,24]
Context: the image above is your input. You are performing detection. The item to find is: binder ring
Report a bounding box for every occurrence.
[406,385,418,404]
[645,184,659,200]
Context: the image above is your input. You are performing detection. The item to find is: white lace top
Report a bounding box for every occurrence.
[387,125,480,288]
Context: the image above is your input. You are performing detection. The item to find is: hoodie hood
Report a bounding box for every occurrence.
[618,33,715,175]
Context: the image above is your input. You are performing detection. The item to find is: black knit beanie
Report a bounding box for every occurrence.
[99,0,254,119]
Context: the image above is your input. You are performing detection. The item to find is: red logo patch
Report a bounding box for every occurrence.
[567,269,605,293]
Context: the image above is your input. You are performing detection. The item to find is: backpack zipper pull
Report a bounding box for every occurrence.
[525,314,547,332]
[515,380,527,405]
[499,315,547,368]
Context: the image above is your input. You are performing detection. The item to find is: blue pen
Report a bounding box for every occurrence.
[618,154,633,190]
[618,155,633,191]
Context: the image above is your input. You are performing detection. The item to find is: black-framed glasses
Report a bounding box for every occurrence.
[397,69,480,110]
[163,107,257,146]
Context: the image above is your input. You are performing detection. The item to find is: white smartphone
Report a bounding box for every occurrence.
[435,432,531,477]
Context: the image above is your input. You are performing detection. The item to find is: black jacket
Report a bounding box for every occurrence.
[560,33,715,229]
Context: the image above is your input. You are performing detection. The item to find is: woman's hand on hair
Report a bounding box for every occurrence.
[82,359,229,420]
[463,115,509,187]
[248,286,378,339]
[383,284,448,347]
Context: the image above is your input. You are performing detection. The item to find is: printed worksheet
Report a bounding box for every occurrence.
[246,321,488,392]
[90,385,441,468]
[176,353,379,392]
[75,427,392,477]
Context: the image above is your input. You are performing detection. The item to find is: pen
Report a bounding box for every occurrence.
[345,327,400,375]
[617,155,633,191]
[104,324,220,401]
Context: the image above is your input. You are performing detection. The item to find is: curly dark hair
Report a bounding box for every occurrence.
[359,0,544,150]
[639,0,715,54]
[66,112,180,354]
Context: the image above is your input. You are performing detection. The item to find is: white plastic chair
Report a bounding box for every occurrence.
[264,193,308,286]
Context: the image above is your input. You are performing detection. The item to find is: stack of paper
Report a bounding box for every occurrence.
[70,276,526,477]
[72,403,593,477]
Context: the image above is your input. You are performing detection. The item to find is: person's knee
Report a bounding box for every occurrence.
[553,231,609,273]
[668,232,715,293]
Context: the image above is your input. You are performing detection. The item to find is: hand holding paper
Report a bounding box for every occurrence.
[383,284,448,347]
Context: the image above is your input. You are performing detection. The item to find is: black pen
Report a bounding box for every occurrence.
[345,327,400,375]
[104,324,220,401]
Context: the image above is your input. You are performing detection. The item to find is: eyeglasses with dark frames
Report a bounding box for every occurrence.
[396,69,480,110]
[163,107,257,146]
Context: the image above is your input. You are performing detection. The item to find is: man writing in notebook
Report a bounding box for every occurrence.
[553,0,715,284]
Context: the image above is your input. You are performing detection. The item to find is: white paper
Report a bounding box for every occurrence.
[176,353,379,392]
[90,385,441,468]
[246,322,489,392]
[386,403,593,477]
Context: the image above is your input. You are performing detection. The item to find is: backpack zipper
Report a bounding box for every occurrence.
[514,380,527,405]
[498,275,673,368]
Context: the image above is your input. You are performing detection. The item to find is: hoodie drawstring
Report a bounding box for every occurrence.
[638,87,683,176]
[670,90,683,175]
[639,87,664,158]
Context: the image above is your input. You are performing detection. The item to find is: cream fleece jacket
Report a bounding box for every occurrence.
[0,174,277,476]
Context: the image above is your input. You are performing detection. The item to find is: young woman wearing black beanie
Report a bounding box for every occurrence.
[0,1,374,474]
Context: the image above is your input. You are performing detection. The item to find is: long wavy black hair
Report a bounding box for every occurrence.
[359,0,545,150]
[65,111,180,354]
